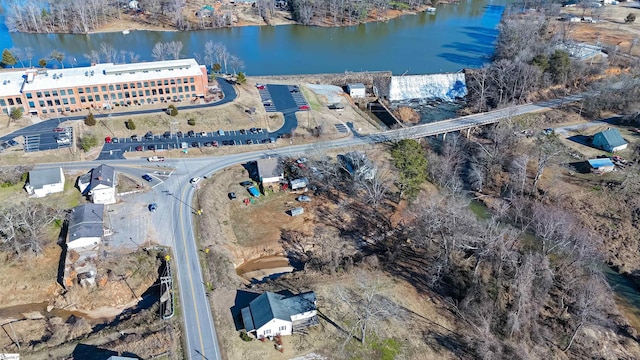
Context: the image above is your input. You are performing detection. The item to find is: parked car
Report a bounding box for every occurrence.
[105,136,112,144]
[228,192,237,200]
[212,140,219,147]
[240,180,253,187]
[148,145,156,151]
[131,135,139,141]
[53,127,65,132]
[112,138,119,143]
[256,128,264,133]
[297,195,311,202]
[218,129,225,136]
[250,127,257,133]
[135,146,143,151]
[187,130,195,137]
[191,142,199,148]
[142,174,153,182]
[299,105,310,110]
[163,131,171,138]
[256,84,265,90]
[200,131,207,137]
[204,142,212,147]
[176,131,183,138]
[246,139,253,144]
[148,203,157,212]
[190,177,201,185]
[239,129,247,134]
[144,131,153,139]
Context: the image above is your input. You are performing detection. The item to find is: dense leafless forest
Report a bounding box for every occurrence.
[4,0,434,33]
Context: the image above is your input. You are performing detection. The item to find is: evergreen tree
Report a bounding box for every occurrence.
[1,49,17,68]
[38,58,47,68]
[391,139,428,200]
[84,113,96,126]
[236,71,247,85]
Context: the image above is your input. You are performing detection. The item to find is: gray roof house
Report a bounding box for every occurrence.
[64,203,105,288]
[241,291,318,338]
[25,167,65,198]
[257,158,283,185]
[592,128,628,153]
[77,164,117,204]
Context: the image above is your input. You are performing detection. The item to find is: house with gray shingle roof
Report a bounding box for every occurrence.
[592,128,627,153]
[241,291,317,338]
[25,167,65,198]
[77,164,117,204]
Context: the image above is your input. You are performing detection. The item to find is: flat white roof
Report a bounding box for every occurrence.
[347,83,366,89]
[0,59,205,98]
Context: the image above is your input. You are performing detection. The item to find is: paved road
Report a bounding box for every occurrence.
[30,93,584,359]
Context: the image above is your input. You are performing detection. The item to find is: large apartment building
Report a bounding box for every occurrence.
[0,58,208,116]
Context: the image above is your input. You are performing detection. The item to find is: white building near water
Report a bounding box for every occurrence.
[77,164,117,204]
[66,203,105,250]
[25,167,65,198]
[347,83,366,98]
[241,291,318,339]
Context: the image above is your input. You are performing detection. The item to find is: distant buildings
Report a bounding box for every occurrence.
[346,83,366,98]
[592,128,628,153]
[25,167,65,198]
[0,58,208,116]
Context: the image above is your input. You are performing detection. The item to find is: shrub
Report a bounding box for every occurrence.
[239,331,253,342]
[126,119,136,130]
[9,107,23,120]
[625,13,636,24]
[84,113,96,126]
[79,134,98,152]
[236,71,247,85]
[167,104,178,116]
[187,118,196,126]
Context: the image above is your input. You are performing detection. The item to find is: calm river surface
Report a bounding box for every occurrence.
[0,0,507,75]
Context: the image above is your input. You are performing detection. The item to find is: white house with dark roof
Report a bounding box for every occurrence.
[256,158,283,186]
[25,167,65,198]
[77,164,117,204]
[241,291,317,338]
[66,203,105,250]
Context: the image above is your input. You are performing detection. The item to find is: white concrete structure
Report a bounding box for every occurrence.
[77,164,117,204]
[347,83,366,98]
[66,203,105,250]
[241,291,317,338]
[25,167,65,198]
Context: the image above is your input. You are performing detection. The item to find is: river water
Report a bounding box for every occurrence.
[0,0,506,75]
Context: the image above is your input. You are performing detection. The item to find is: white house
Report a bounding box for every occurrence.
[77,164,117,204]
[25,167,65,198]
[256,158,283,186]
[346,83,366,98]
[66,203,105,251]
[241,291,317,339]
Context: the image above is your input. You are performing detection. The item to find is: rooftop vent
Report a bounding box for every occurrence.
[85,71,89,76]
[52,74,58,79]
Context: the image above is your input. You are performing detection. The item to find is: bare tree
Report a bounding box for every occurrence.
[360,169,392,208]
[151,42,169,61]
[532,135,564,193]
[84,50,101,64]
[166,41,184,60]
[0,202,63,257]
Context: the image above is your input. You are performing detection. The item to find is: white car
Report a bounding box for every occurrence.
[190,177,201,185]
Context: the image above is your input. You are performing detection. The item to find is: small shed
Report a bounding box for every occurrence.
[592,128,627,153]
[290,178,308,190]
[347,83,366,98]
[290,207,304,217]
[588,158,615,174]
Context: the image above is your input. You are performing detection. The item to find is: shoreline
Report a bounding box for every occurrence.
[16,4,438,36]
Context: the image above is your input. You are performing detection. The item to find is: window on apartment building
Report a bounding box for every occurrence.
[118,93,123,99]
[131,92,137,98]
[137,82,142,88]
[152,89,157,95]
[95,95,101,101]
[68,89,74,95]
[171,88,176,94]
[158,89,163,95]
[163,80,169,85]
[177,78,182,84]
[183,86,189,92]
[42,109,47,114]
[147,98,151,103]
[36,92,42,97]
[46,100,53,106]
[178,87,183,93]
[87,96,93,102]
[60,90,66,95]
[80,96,86,103]
[111,94,116,100]
[170,79,175,85]
[160,96,164,101]
[165,87,170,94]
[7,99,14,105]
[191,85,196,92]
[0,99,5,107]
[16,98,22,105]
[65,107,70,112]
[52,90,58,96]
[38,100,44,106]
[144,82,149,87]
[153,97,158,102]
[123,84,129,90]
[28,101,34,108]
[85,87,90,93]
[63,98,68,105]
[116,84,121,90]
[78,88,84,94]
[109,85,114,91]
[130,83,135,89]
[145,90,150,96]
[93,87,98,92]
[150,81,156,86]
[101,86,107,92]
[44,91,50,97]
[26,93,32,99]
[138,90,143,96]
[264,330,271,335]
[54,99,60,105]
[190,77,195,83]
[124,92,130,98]
[70,98,76,104]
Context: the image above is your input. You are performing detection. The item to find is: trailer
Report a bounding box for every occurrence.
[289,207,304,217]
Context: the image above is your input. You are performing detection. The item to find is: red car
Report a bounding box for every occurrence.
[105,136,112,143]
[256,84,265,90]
[135,146,143,151]
[299,105,310,110]
[53,127,65,132]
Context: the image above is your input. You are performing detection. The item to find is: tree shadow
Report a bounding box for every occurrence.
[56,218,70,288]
